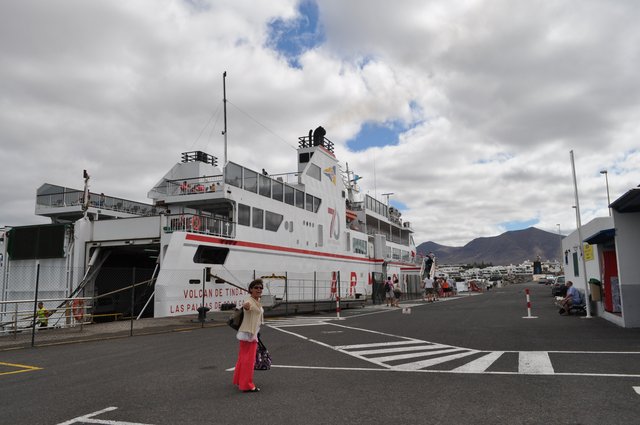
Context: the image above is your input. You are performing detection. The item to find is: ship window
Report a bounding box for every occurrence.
[313,196,321,213]
[295,189,304,209]
[193,246,229,264]
[402,250,410,262]
[252,207,263,229]
[299,152,310,163]
[317,224,323,246]
[225,162,243,188]
[272,180,284,202]
[284,185,294,205]
[244,169,258,193]
[265,211,283,232]
[259,174,271,197]
[305,194,314,212]
[238,204,250,226]
[306,163,321,181]
[353,238,367,255]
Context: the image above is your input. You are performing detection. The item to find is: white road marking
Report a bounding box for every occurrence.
[633,386,640,395]
[518,351,555,374]
[267,364,640,378]
[336,340,423,350]
[452,351,504,373]
[267,315,640,377]
[347,343,448,356]
[55,406,154,425]
[396,350,480,370]
[372,347,466,363]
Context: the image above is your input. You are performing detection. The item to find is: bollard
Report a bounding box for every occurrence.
[197,306,210,322]
[522,288,537,319]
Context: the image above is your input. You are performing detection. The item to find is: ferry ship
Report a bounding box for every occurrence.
[1,129,421,320]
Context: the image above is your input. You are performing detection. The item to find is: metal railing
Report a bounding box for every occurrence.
[0,296,92,340]
[163,214,235,238]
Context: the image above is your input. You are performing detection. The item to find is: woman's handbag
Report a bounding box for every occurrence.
[254,336,272,370]
[227,308,244,330]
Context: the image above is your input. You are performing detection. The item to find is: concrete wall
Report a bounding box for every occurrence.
[613,210,640,327]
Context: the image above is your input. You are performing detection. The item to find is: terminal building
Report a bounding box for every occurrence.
[562,185,640,328]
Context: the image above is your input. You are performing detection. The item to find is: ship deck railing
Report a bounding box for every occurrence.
[157,174,225,197]
[36,189,160,216]
[163,213,235,238]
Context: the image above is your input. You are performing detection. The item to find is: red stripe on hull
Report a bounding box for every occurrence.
[185,233,384,264]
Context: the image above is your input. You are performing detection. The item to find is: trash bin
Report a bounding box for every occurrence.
[589,278,601,302]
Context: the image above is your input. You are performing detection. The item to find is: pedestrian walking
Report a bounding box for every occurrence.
[233,279,264,393]
[384,277,395,307]
[422,276,435,302]
[393,276,402,307]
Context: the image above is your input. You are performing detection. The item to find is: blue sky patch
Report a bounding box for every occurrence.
[500,218,539,231]
[266,1,324,69]
[347,120,410,151]
[390,199,408,211]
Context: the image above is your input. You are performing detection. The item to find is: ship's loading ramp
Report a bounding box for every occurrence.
[87,243,160,322]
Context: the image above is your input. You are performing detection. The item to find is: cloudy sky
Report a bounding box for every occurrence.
[1,0,639,246]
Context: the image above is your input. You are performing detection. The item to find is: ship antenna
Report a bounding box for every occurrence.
[222,71,228,166]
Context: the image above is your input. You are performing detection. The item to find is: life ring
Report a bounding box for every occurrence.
[191,216,201,231]
[72,299,85,321]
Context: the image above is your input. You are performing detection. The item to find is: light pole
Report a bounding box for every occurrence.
[600,170,611,216]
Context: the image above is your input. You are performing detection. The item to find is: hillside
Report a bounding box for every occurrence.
[416,227,562,265]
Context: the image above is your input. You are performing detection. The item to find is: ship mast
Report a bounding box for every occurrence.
[222,71,228,166]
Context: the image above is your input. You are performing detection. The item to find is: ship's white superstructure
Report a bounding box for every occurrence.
[2,130,420,319]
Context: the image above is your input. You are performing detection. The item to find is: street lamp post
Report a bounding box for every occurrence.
[600,170,611,216]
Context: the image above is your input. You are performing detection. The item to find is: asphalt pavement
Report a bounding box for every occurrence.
[2,282,640,425]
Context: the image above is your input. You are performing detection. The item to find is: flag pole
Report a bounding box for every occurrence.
[570,150,592,318]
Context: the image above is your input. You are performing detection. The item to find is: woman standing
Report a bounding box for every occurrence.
[233,279,264,393]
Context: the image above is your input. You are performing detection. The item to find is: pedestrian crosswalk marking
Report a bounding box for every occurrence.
[518,351,554,374]
[372,347,467,363]
[347,343,447,356]
[336,340,423,350]
[452,351,504,373]
[397,350,480,370]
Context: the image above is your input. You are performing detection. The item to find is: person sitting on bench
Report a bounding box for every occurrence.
[559,280,581,315]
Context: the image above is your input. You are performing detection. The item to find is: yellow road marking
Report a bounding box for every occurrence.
[0,361,43,376]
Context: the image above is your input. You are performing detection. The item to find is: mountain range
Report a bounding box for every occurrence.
[416,227,563,266]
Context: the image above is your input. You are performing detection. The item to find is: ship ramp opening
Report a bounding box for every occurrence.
[90,242,160,322]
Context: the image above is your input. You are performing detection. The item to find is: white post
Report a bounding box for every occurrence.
[522,288,537,319]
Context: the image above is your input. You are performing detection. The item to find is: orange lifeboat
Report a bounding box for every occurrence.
[346,209,358,222]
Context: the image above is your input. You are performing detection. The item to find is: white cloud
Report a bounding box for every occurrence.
[1,0,639,247]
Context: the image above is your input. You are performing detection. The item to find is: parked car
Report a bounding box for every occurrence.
[551,276,567,296]
[537,277,550,284]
